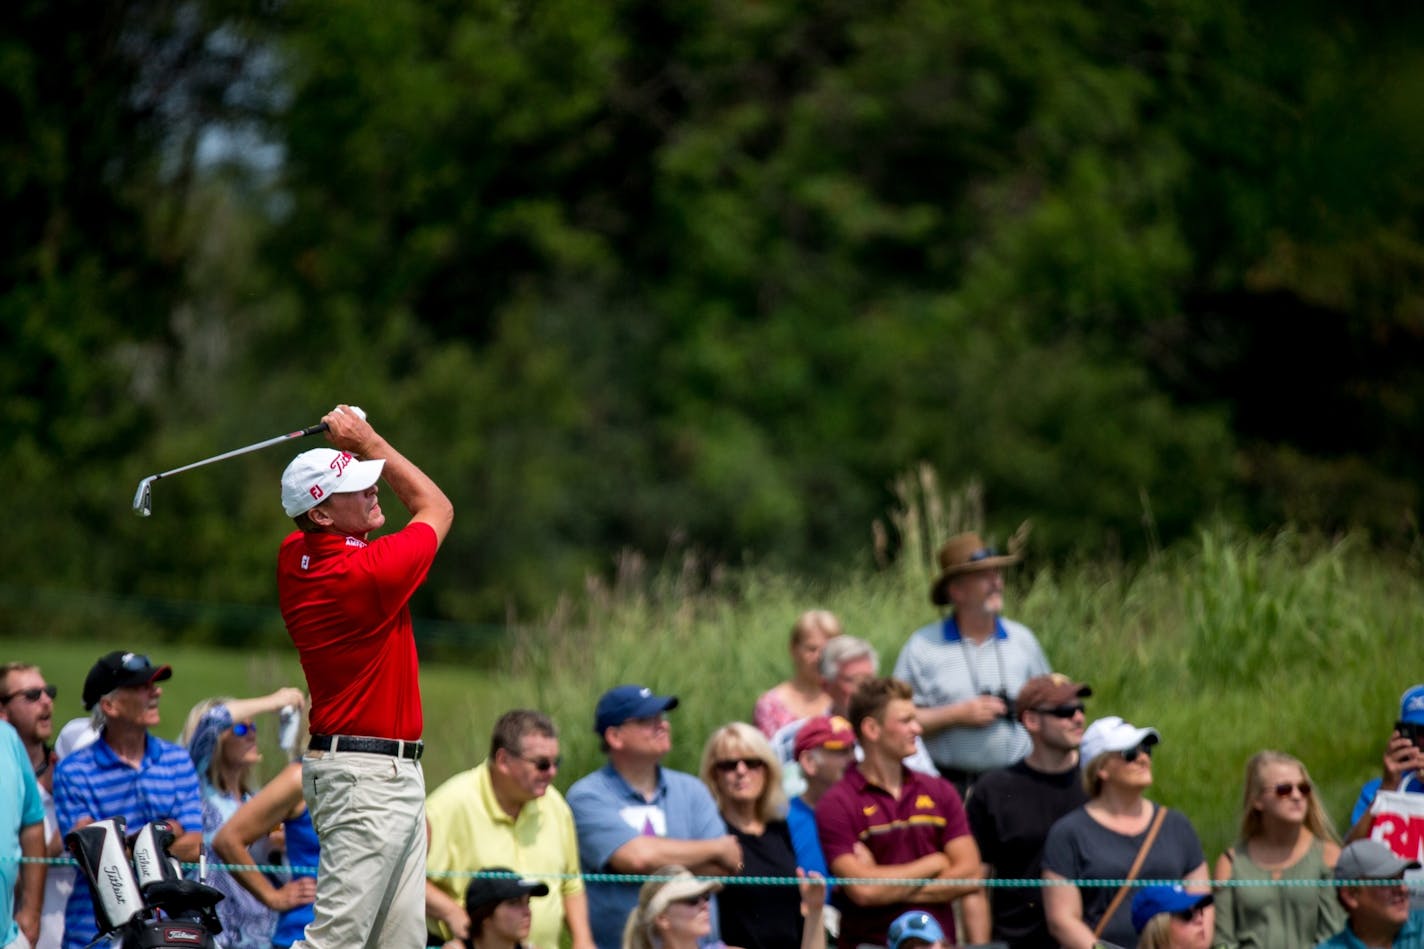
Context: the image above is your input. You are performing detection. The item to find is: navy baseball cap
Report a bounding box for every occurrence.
[1400,685,1424,726]
[1131,885,1212,933]
[82,651,172,710]
[463,867,550,917]
[888,910,945,949]
[594,685,679,734]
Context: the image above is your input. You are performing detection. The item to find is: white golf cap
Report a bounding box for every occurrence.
[281,448,385,517]
[1080,715,1160,764]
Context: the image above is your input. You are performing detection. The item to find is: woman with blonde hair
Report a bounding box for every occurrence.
[753,610,842,737]
[1212,750,1343,948]
[698,724,817,949]
[179,687,305,947]
[621,865,824,949]
[1042,716,1208,949]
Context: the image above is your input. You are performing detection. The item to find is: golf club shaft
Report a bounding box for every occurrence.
[148,423,327,482]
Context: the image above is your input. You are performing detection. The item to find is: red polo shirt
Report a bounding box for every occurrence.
[277,522,437,741]
[815,761,971,948]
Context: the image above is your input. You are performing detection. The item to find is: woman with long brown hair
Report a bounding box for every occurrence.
[1212,750,1343,948]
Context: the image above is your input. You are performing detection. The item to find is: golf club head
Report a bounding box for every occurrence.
[133,476,155,517]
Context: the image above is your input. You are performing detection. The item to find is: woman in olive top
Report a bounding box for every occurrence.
[1213,750,1343,949]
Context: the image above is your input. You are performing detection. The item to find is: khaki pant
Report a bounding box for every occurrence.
[290,749,426,949]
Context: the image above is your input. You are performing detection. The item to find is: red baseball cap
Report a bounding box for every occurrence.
[794,715,855,758]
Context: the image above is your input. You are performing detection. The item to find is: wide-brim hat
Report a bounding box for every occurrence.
[930,532,1019,606]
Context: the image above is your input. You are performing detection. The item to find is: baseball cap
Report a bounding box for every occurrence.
[82,651,172,710]
[1079,715,1159,764]
[793,715,856,758]
[1400,685,1424,726]
[462,867,550,917]
[1335,839,1422,881]
[280,448,385,518]
[1131,885,1212,933]
[594,685,679,734]
[887,910,945,949]
[1016,673,1092,721]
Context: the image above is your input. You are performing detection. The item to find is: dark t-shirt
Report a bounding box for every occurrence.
[967,761,1088,949]
[1041,803,1204,948]
[718,820,802,949]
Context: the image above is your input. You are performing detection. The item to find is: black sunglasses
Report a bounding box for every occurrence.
[1172,895,1213,922]
[1034,703,1085,719]
[119,653,153,672]
[1120,743,1154,763]
[514,753,562,772]
[714,757,767,774]
[1271,781,1312,798]
[1,684,57,704]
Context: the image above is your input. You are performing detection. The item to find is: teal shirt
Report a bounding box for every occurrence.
[0,720,46,946]
[1316,910,1424,949]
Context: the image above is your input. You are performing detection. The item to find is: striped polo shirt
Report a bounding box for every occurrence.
[53,731,203,949]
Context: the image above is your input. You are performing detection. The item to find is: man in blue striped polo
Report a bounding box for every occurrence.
[52,651,203,949]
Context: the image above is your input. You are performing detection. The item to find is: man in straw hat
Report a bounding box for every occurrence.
[892,531,1051,796]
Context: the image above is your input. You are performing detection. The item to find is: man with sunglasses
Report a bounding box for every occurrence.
[277,405,454,949]
[1318,839,1424,948]
[893,532,1051,796]
[53,650,204,949]
[0,664,64,949]
[567,685,741,949]
[963,673,1091,948]
[0,663,46,949]
[425,709,594,949]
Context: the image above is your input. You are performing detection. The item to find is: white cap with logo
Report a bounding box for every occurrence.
[281,449,385,517]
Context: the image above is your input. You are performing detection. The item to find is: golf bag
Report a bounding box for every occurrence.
[66,817,224,948]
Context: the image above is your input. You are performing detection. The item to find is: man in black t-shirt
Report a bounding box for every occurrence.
[963,674,1091,948]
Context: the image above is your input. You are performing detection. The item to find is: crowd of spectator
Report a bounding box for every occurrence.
[6,531,1424,948]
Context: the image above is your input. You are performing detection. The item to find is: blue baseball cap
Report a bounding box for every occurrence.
[1400,685,1424,726]
[593,685,679,734]
[887,910,944,949]
[1131,885,1211,933]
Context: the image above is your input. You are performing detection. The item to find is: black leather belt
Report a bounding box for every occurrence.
[309,734,424,760]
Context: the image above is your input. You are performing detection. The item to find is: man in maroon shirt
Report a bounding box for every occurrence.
[815,677,982,948]
[277,404,454,949]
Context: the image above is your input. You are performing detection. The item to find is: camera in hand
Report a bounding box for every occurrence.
[983,689,1016,722]
[1397,720,1424,749]
[65,817,224,948]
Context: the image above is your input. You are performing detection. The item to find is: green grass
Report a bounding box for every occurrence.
[9,524,1423,862]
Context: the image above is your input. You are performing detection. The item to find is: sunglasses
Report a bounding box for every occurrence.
[1120,743,1154,763]
[672,893,711,908]
[1034,703,1085,719]
[714,757,767,774]
[1171,896,1213,922]
[967,547,1000,562]
[119,653,153,672]
[230,722,257,738]
[514,753,562,772]
[0,684,57,704]
[1271,781,1312,798]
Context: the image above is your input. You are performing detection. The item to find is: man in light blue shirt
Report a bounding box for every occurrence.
[0,718,46,948]
[566,685,740,949]
[1317,840,1424,949]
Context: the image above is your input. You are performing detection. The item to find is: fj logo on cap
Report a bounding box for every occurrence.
[308,485,324,502]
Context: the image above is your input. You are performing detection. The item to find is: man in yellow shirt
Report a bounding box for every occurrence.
[426,709,594,949]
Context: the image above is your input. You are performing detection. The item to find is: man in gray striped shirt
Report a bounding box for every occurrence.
[892,532,1051,795]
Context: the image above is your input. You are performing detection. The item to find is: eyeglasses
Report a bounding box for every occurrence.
[713,757,767,774]
[230,722,257,738]
[0,685,57,704]
[671,893,710,908]
[1120,743,1154,763]
[1171,896,1213,922]
[1271,781,1312,798]
[1034,703,1085,719]
[514,752,562,772]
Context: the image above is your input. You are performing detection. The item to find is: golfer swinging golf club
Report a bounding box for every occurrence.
[276,404,454,949]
